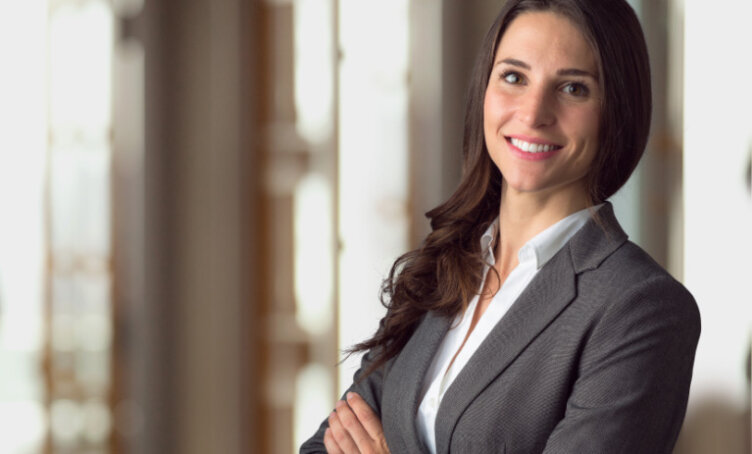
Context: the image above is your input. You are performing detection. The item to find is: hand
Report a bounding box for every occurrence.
[324,392,390,454]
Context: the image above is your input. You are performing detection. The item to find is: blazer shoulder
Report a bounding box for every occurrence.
[586,239,700,334]
[602,239,687,289]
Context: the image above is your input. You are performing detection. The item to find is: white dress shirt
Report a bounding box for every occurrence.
[416,205,602,453]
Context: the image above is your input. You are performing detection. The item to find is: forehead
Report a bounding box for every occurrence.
[495,11,598,71]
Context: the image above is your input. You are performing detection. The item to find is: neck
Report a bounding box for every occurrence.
[494,182,590,274]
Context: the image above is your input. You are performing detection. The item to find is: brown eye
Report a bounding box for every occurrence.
[562,82,589,97]
[502,72,523,84]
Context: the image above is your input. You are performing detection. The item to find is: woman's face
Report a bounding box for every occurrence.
[483,11,600,203]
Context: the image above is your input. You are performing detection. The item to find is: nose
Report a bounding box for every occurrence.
[516,87,555,127]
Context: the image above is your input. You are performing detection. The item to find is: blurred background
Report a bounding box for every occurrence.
[0,0,750,453]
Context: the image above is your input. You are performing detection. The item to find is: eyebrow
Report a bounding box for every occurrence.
[496,58,599,81]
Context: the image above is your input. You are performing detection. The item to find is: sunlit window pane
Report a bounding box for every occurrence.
[49,0,113,137]
[684,0,752,405]
[49,146,111,256]
[0,402,46,453]
[294,173,334,336]
[337,0,410,393]
[0,0,51,452]
[45,0,115,452]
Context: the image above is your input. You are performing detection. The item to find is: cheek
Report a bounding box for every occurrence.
[564,106,600,146]
[581,106,600,141]
[483,90,511,133]
[483,92,494,129]
[559,107,600,172]
[579,118,600,170]
[583,113,600,144]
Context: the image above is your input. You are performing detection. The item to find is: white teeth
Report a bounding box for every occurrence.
[510,137,558,153]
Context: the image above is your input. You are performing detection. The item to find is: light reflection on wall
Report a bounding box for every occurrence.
[294,174,335,337]
[294,363,333,451]
[293,0,335,145]
[292,0,338,449]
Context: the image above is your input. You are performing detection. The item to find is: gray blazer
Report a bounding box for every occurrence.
[301,203,700,453]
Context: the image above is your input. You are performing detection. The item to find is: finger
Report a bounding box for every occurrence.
[335,398,374,450]
[328,410,359,453]
[346,392,385,441]
[323,427,345,454]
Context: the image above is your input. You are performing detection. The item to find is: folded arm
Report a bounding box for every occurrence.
[300,348,390,454]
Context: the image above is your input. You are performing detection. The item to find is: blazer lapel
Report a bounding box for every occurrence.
[433,203,627,454]
[382,311,451,453]
[433,246,577,454]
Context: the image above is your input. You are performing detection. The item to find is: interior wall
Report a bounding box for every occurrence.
[135,0,258,452]
[636,0,678,273]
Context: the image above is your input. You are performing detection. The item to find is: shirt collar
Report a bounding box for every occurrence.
[481,204,603,269]
[524,204,604,269]
[480,218,499,263]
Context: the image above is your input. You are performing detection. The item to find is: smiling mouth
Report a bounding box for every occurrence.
[506,137,563,153]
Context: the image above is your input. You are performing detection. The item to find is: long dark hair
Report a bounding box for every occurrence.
[349,0,652,376]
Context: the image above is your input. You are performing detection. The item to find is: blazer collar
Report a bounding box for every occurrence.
[568,202,627,273]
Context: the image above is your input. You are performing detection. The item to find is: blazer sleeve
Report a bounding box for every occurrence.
[299,346,389,453]
[542,275,701,454]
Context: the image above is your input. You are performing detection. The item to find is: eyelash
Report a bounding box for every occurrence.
[498,70,591,97]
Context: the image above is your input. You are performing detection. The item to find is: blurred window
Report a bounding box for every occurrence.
[336,0,410,393]
[0,2,48,452]
[0,0,115,452]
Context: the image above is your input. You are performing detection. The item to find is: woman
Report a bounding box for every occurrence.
[302,0,700,452]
